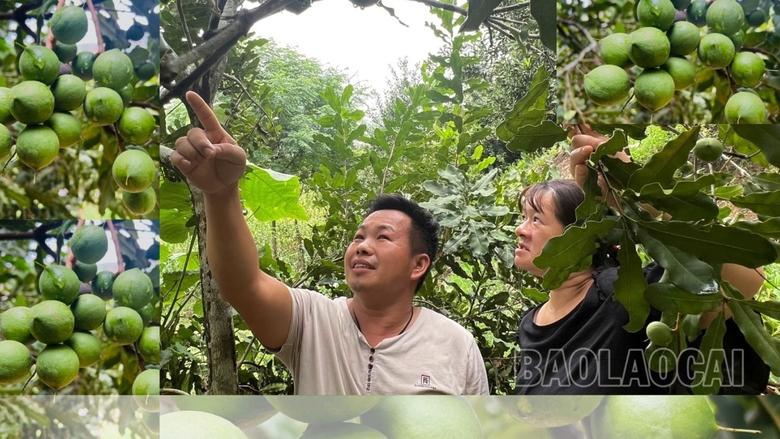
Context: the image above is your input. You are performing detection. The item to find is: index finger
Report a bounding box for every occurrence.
[186,91,225,136]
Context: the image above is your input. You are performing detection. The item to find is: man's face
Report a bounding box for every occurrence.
[344,210,428,297]
[514,192,565,277]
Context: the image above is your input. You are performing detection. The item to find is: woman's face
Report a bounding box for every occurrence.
[514,191,566,277]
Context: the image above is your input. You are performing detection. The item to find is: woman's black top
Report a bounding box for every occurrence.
[515,264,769,395]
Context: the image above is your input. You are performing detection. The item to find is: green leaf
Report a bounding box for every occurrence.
[733,218,780,238]
[729,190,780,217]
[505,121,567,153]
[160,180,192,212]
[240,165,308,222]
[627,127,700,191]
[496,68,549,141]
[575,166,606,222]
[591,129,628,163]
[160,209,191,244]
[460,0,504,32]
[636,178,719,221]
[644,283,723,314]
[742,300,780,321]
[601,156,641,189]
[614,234,649,332]
[637,229,714,295]
[637,221,777,268]
[724,283,780,376]
[732,125,780,167]
[534,219,618,290]
[530,0,556,50]
[691,311,726,395]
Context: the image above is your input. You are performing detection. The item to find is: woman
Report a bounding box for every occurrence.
[512,136,769,395]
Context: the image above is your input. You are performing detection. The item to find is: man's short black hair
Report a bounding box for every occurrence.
[367,194,440,292]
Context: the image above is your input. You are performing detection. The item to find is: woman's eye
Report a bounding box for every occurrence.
[378,235,389,240]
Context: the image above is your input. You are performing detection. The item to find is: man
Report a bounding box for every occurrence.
[170,91,489,395]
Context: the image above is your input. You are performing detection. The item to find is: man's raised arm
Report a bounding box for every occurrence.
[170,91,292,349]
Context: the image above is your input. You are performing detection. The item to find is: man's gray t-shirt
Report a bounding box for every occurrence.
[275,287,490,395]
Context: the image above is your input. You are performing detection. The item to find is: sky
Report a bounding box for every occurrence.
[249,0,446,94]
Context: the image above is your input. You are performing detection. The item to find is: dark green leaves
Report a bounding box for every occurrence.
[732,124,780,167]
[614,233,649,332]
[729,190,780,217]
[691,311,726,395]
[644,283,723,314]
[637,221,777,268]
[637,229,715,295]
[534,219,618,289]
[460,0,504,32]
[724,284,780,376]
[530,0,556,50]
[627,127,700,191]
[497,68,564,153]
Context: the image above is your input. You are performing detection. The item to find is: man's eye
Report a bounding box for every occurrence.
[378,235,389,240]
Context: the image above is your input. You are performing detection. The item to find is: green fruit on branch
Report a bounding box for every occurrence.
[646,321,674,346]
[71,293,107,331]
[634,69,676,110]
[362,397,481,439]
[729,29,745,50]
[673,0,692,9]
[118,107,156,144]
[724,91,767,123]
[123,187,157,216]
[266,396,380,424]
[46,112,82,147]
[92,49,135,90]
[663,57,696,89]
[137,301,158,326]
[0,124,11,159]
[636,0,677,31]
[92,271,115,299]
[0,307,34,343]
[38,264,81,304]
[118,83,134,106]
[104,306,144,345]
[112,268,154,310]
[132,368,160,411]
[135,62,156,81]
[36,344,80,389]
[589,395,718,439]
[706,0,746,36]
[0,340,32,385]
[668,21,701,56]
[31,300,75,344]
[49,5,88,44]
[53,42,77,63]
[73,261,98,283]
[84,87,124,125]
[15,125,59,170]
[71,52,95,80]
[687,0,709,26]
[161,411,247,439]
[112,150,156,193]
[10,80,55,124]
[51,74,86,111]
[70,224,108,264]
[18,46,60,85]
[746,8,767,25]
[698,33,736,68]
[65,331,102,368]
[693,137,724,162]
[0,86,12,122]
[138,326,160,364]
[600,33,632,66]
[629,27,671,68]
[501,396,604,427]
[730,52,765,87]
[584,65,631,105]
[646,343,677,373]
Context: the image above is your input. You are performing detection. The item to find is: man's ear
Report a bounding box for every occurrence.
[410,253,431,283]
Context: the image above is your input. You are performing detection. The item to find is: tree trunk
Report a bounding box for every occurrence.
[191,0,246,396]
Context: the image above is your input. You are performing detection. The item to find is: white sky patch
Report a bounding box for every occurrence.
[249,0,446,94]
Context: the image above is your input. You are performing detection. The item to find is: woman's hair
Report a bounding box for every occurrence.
[519,180,584,227]
[520,179,618,269]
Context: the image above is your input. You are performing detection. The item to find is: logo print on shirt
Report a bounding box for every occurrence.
[415,374,436,390]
